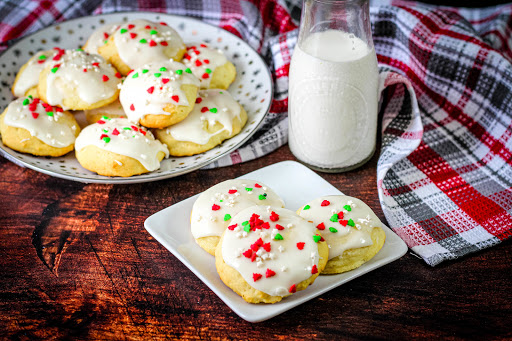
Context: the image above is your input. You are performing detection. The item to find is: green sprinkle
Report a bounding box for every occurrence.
[132,72,139,79]
[220,200,223,203]
[185,68,192,74]
[245,187,253,192]
[329,227,338,233]
[205,68,212,74]
[258,194,266,200]
[103,129,108,133]
[209,108,218,113]
[104,40,108,44]
[28,95,33,99]
[274,233,283,240]
[103,136,111,143]
[120,28,128,34]
[303,205,311,211]
[154,72,161,77]
[313,235,321,243]
[159,67,167,72]
[76,48,83,52]
[219,91,223,94]
[242,221,249,226]
[38,55,47,60]
[46,112,53,117]
[139,38,148,44]
[22,98,29,106]
[224,214,231,221]
[150,29,158,35]
[243,225,251,233]
[330,214,338,222]
[175,69,183,75]
[142,69,149,74]
[344,205,352,212]
[347,219,355,227]
[123,127,132,130]
[101,115,111,120]
[51,67,59,73]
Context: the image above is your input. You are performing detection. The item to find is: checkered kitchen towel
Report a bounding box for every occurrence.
[1,0,511,266]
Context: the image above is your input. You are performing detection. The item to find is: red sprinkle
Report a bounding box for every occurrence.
[200,44,207,48]
[201,73,210,79]
[261,222,270,229]
[149,40,157,47]
[128,24,135,29]
[337,211,344,219]
[162,78,170,84]
[253,273,262,282]
[140,130,146,136]
[102,75,109,82]
[131,125,139,132]
[212,204,220,211]
[269,211,279,222]
[254,183,262,188]
[289,284,297,293]
[275,224,284,230]
[243,249,252,258]
[52,55,61,61]
[195,97,202,104]
[227,223,237,231]
[37,60,45,64]
[255,238,264,247]
[115,72,122,79]
[103,32,109,39]
[28,103,37,111]
[251,253,257,262]
[160,41,168,46]
[55,107,63,112]
[83,68,88,72]
[147,86,155,94]
[265,269,276,278]
[145,25,151,29]
[92,62,99,67]
[99,134,108,140]
[159,22,168,26]
[97,120,106,125]
[200,107,209,113]
[184,54,191,60]
[33,98,40,104]
[311,265,318,274]
[130,32,137,39]
[31,112,39,119]
[250,243,260,252]
[339,220,348,226]
[228,189,237,194]
[316,222,325,230]
[195,60,202,67]
[321,200,330,207]
[112,128,120,136]
[262,242,271,252]
[172,95,179,102]
[297,242,305,250]
[204,59,210,64]
[130,104,135,111]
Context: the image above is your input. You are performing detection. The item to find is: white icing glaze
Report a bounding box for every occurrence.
[84,23,122,54]
[191,179,284,239]
[165,89,241,145]
[84,99,126,119]
[75,117,169,171]
[298,195,381,260]
[222,206,321,297]
[45,49,121,109]
[3,96,76,147]
[119,60,200,123]
[182,44,229,88]
[113,19,185,69]
[12,48,62,97]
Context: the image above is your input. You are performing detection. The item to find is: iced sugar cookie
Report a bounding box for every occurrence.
[98,19,186,75]
[84,99,126,125]
[216,206,329,303]
[119,60,200,129]
[75,117,169,177]
[154,89,247,156]
[38,49,122,110]
[182,44,236,89]
[298,195,385,274]
[191,179,284,255]
[12,48,65,98]
[83,23,122,54]
[0,96,80,156]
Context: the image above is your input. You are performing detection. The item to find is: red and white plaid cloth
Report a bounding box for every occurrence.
[1,0,511,266]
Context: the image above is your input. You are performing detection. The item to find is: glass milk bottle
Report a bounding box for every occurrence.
[288,0,379,172]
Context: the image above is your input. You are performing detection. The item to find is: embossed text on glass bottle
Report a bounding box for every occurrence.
[288,0,379,172]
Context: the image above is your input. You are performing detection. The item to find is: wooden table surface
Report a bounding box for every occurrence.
[1,144,511,340]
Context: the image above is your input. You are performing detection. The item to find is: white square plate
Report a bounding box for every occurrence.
[144,161,408,322]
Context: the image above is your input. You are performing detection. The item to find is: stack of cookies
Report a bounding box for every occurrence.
[1,19,245,177]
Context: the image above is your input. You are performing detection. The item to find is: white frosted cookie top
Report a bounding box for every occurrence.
[191,179,284,239]
[84,23,121,54]
[165,89,242,145]
[119,60,200,122]
[298,195,381,260]
[44,49,122,109]
[84,99,126,120]
[182,44,229,88]
[12,48,63,97]
[75,117,169,171]
[221,206,322,297]
[113,19,185,69]
[3,96,77,148]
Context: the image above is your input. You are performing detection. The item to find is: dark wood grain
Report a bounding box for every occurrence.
[1,145,511,340]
